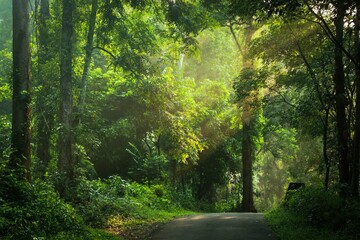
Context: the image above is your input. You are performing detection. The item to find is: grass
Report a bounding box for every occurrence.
[35,228,124,240]
[49,209,196,240]
[106,208,197,240]
[265,207,349,240]
[0,174,201,239]
[87,228,125,240]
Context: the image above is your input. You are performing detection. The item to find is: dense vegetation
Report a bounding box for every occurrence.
[266,186,360,240]
[1,0,360,239]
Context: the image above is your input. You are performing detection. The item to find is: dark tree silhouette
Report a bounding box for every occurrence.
[11,0,31,181]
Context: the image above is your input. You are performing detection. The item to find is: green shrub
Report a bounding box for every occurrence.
[285,186,348,230]
[0,176,84,239]
[342,199,360,238]
[72,176,199,226]
[265,207,347,240]
[72,176,137,227]
[169,188,198,210]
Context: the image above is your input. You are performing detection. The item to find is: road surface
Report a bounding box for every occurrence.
[151,213,277,240]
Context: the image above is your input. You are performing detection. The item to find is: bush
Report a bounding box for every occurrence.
[72,175,199,227]
[342,199,360,238]
[0,175,84,239]
[284,186,352,230]
[72,176,137,227]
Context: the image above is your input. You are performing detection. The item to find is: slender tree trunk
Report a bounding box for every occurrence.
[324,107,330,190]
[333,3,351,195]
[297,43,332,190]
[36,0,53,178]
[79,0,98,111]
[351,2,360,197]
[11,0,31,181]
[58,0,74,194]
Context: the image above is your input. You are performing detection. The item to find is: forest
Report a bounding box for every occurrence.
[1,0,360,239]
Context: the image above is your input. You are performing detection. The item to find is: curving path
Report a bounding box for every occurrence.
[150,213,277,240]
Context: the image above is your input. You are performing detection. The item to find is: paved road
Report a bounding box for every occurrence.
[151,213,277,240]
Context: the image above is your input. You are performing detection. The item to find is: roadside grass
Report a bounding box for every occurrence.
[50,209,196,240]
[265,186,360,240]
[0,174,199,239]
[106,208,197,239]
[88,228,125,240]
[265,207,348,240]
[50,228,125,240]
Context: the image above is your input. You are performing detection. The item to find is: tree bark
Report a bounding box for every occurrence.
[333,2,351,195]
[36,0,53,178]
[241,121,256,212]
[11,0,31,181]
[238,24,257,212]
[58,0,74,193]
[351,2,360,197]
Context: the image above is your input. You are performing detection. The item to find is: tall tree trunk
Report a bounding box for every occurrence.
[58,0,74,195]
[238,24,257,212]
[11,0,31,181]
[36,0,53,178]
[333,2,351,195]
[241,121,256,212]
[351,2,360,197]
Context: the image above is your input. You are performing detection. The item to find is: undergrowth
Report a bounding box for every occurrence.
[0,161,198,239]
[265,186,360,240]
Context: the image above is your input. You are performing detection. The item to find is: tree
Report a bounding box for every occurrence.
[253,17,338,189]
[35,0,54,178]
[11,0,31,181]
[332,0,350,194]
[58,0,75,194]
[236,23,261,213]
[202,0,267,212]
[352,1,360,197]
[253,0,359,197]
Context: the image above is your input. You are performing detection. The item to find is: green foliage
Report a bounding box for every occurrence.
[0,0,11,49]
[127,142,168,183]
[265,207,346,240]
[0,115,10,158]
[50,228,123,240]
[4,1,353,239]
[71,176,133,227]
[284,186,359,231]
[166,0,214,49]
[71,175,197,228]
[267,186,360,239]
[0,161,84,239]
[266,197,360,240]
[233,68,266,105]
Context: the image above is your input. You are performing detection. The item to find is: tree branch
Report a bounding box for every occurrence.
[269,86,297,108]
[228,23,244,57]
[93,46,116,59]
[302,0,360,70]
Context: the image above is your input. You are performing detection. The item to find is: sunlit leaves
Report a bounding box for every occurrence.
[0,50,11,103]
[233,68,265,104]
